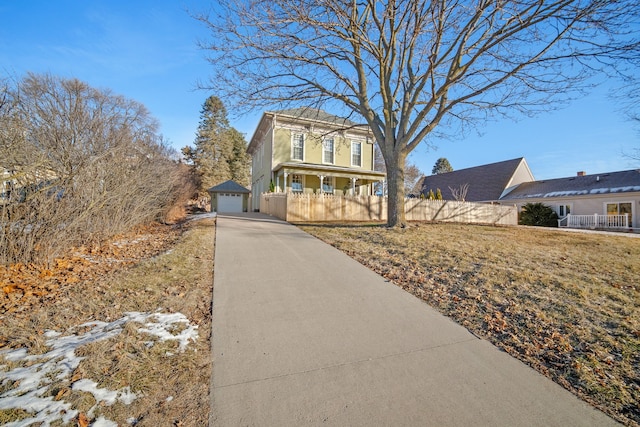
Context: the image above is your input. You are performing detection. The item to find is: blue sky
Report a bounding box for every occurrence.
[1,1,638,180]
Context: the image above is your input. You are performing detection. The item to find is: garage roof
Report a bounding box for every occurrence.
[207,180,250,194]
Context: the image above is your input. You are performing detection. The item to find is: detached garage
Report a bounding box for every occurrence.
[207,180,250,213]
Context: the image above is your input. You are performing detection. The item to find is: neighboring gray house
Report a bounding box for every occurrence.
[207,180,250,213]
[501,169,640,229]
[419,157,640,230]
[419,157,535,202]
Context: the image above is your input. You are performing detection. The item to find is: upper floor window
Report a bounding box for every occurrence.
[351,141,362,167]
[292,133,304,161]
[323,138,334,164]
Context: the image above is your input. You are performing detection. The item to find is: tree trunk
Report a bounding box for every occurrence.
[385,151,407,227]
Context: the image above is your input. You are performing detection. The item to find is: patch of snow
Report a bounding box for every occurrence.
[72,379,137,406]
[137,312,199,352]
[589,187,610,194]
[544,190,589,197]
[44,330,61,338]
[92,417,119,427]
[0,311,198,426]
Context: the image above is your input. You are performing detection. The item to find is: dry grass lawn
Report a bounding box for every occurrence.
[1,216,215,426]
[300,223,640,427]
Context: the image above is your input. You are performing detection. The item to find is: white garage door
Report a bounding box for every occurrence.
[218,193,243,213]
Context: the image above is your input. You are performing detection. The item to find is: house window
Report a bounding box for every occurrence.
[292,133,304,161]
[323,138,334,164]
[291,174,303,192]
[351,141,362,167]
[322,176,335,193]
[606,202,633,227]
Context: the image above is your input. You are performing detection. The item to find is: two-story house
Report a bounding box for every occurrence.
[247,108,386,211]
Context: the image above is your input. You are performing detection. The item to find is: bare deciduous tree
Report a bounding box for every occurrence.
[449,183,470,202]
[197,0,639,226]
[373,143,423,195]
[0,73,194,265]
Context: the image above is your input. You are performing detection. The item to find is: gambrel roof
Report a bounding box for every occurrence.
[420,157,534,202]
[500,169,640,200]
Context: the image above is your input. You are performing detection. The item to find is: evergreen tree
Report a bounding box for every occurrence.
[519,203,559,227]
[432,158,453,175]
[427,189,435,200]
[186,96,250,195]
[435,188,443,200]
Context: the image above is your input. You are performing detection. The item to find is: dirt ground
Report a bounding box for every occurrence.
[1,215,215,426]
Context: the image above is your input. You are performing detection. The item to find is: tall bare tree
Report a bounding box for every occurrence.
[197,0,639,226]
[373,143,424,195]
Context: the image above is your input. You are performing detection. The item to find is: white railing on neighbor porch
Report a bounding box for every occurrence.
[559,214,629,229]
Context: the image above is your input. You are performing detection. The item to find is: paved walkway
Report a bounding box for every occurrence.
[210,213,618,426]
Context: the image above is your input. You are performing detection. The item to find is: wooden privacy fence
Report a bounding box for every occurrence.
[260,193,517,225]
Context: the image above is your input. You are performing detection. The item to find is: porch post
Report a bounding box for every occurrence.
[351,177,356,195]
[283,172,288,193]
[319,175,325,193]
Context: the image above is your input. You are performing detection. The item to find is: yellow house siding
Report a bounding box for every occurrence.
[273,127,292,164]
[250,120,275,210]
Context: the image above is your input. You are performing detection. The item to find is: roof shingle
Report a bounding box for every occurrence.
[420,158,528,201]
[207,180,250,194]
[500,169,640,200]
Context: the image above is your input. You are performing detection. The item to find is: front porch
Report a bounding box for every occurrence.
[272,162,386,197]
[559,213,631,230]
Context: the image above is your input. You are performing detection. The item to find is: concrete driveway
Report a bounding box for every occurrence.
[210,213,618,426]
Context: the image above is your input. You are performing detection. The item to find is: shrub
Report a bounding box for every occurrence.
[519,202,559,227]
[0,73,195,265]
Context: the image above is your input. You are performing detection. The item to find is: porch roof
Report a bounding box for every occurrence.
[273,162,386,181]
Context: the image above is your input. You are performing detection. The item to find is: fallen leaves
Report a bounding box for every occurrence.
[301,223,640,427]
[0,222,182,316]
[1,217,215,426]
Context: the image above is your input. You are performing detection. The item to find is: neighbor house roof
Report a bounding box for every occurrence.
[207,180,250,194]
[420,157,533,202]
[500,169,640,200]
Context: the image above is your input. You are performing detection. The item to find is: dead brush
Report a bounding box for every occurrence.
[0,217,215,426]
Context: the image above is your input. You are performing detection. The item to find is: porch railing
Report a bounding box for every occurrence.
[558,214,629,229]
